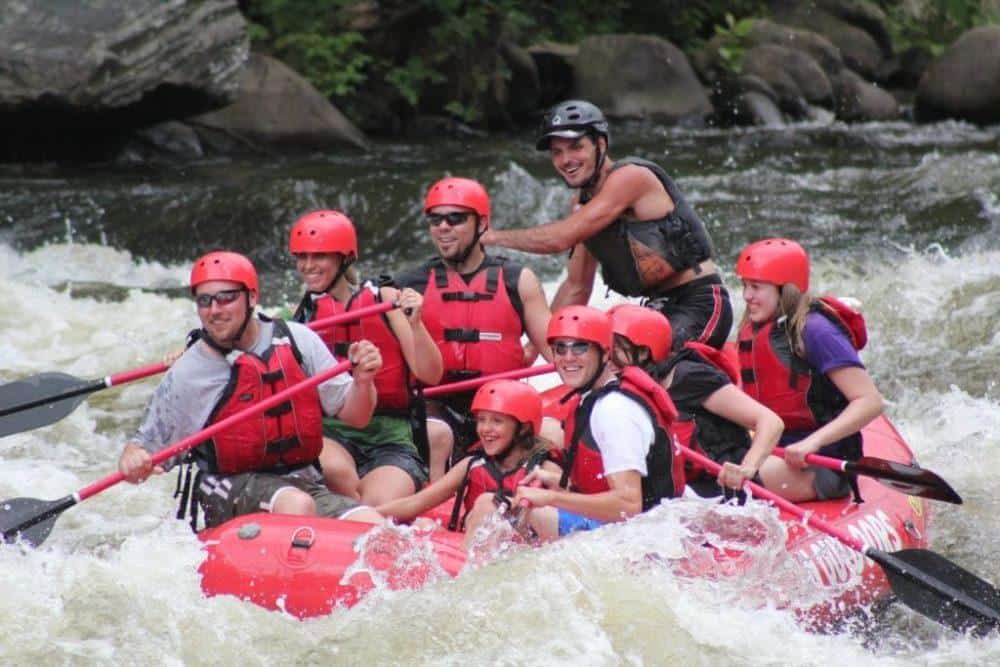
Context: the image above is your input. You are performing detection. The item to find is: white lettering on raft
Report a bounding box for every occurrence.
[804,510,903,586]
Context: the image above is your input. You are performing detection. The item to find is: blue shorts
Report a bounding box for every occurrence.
[558,509,607,536]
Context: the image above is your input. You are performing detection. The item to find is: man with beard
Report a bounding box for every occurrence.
[482,100,732,351]
[394,177,552,481]
[117,251,384,528]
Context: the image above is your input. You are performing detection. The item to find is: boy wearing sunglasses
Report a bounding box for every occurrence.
[481,99,732,353]
[117,251,385,529]
[394,177,552,482]
[513,306,685,539]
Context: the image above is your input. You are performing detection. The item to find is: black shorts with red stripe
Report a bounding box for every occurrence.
[644,274,733,351]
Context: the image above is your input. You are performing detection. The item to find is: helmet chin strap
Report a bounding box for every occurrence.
[293,257,354,321]
[578,133,607,199]
[200,292,254,355]
[444,215,485,269]
[559,355,608,404]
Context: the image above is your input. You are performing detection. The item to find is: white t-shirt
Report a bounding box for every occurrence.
[587,387,654,477]
[133,319,352,468]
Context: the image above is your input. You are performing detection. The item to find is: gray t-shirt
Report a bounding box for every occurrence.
[133,319,353,470]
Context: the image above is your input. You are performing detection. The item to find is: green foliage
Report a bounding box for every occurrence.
[882,0,993,55]
[245,0,372,98]
[714,13,757,73]
[385,57,445,109]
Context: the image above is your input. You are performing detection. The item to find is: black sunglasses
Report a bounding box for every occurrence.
[552,341,592,357]
[426,211,474,227]
[195,288,246,308]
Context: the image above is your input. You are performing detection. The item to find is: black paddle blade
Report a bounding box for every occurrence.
[869,548,1000,636]
[0,496,76,548]
[0,372,98,438]
[849,457,963,504]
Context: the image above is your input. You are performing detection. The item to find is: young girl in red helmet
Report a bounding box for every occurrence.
[375,379,559,550]
[735,238,883,502]
[288,210,444,507]
[607,303,783,497]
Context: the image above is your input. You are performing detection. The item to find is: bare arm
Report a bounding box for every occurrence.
[550,244,598,311]
[518,266,553,362]
[376,459,469,522]
[783,366,884,467]
[382,286,443,385]
[481,166,654,254]
[334,340,380,428]
[701,384,784,488]
[514,468,643,522]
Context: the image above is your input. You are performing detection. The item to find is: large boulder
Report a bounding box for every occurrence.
[572,34,712,122]
[915,26,1000,125]
[747,19,844,76]
[774,1,886,79]
[832,69,899,121]
[816,0,892,57]
[188,54,367,152]
[742,44,834,107]
[0,0,247,123]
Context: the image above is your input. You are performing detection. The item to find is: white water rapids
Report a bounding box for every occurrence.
[3,117,1000,664]
[1,236,998,665]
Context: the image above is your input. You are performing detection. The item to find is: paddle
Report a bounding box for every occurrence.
[0,301,396,439]
[770,447,962,504]
[0,360,353,548]
[423,363,556,398]
[0,363,167,438]
[678,443,1000,636]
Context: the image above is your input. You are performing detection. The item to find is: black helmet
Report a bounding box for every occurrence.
[536,100,610,151]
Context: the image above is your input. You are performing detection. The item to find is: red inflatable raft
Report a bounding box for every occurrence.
[197,412,928,622]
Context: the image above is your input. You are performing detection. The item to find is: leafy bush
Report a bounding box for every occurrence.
[881,0,995,55]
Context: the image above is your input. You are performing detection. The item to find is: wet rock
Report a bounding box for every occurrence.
[915,26,1000,125]
[528,42,578,108]
[740,91,786,126]
[774,1,886,79]
[742,44,833,108]
[816,0,892,57]
[833,69,899,121]
[573,34,712,123]
[0,0,247,121]
[188,53,368,153]
[747,19,844,76]
[131,121,204,160]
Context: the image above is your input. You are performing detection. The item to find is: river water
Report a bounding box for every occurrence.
[1,120,999,665]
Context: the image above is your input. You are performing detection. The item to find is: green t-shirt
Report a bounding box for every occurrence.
[323,413,415,453]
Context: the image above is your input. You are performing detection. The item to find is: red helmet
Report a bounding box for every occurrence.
[471,379,543,434]
[736,238,810,292]
[423,177,491,221]
[190,251,258,297]
[289,210,358,259]
[546,305,613,351]
[608,304,672,362]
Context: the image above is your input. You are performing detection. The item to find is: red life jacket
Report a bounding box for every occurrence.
[333,284,411,412]
[737,298,867,459]
[297,285,412,412]
[658,342,751,482]
[446,449,546,531]
[418,256,526,381]
[202,319,324,474]
[294,292,345,352]
[560,367,685,510]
